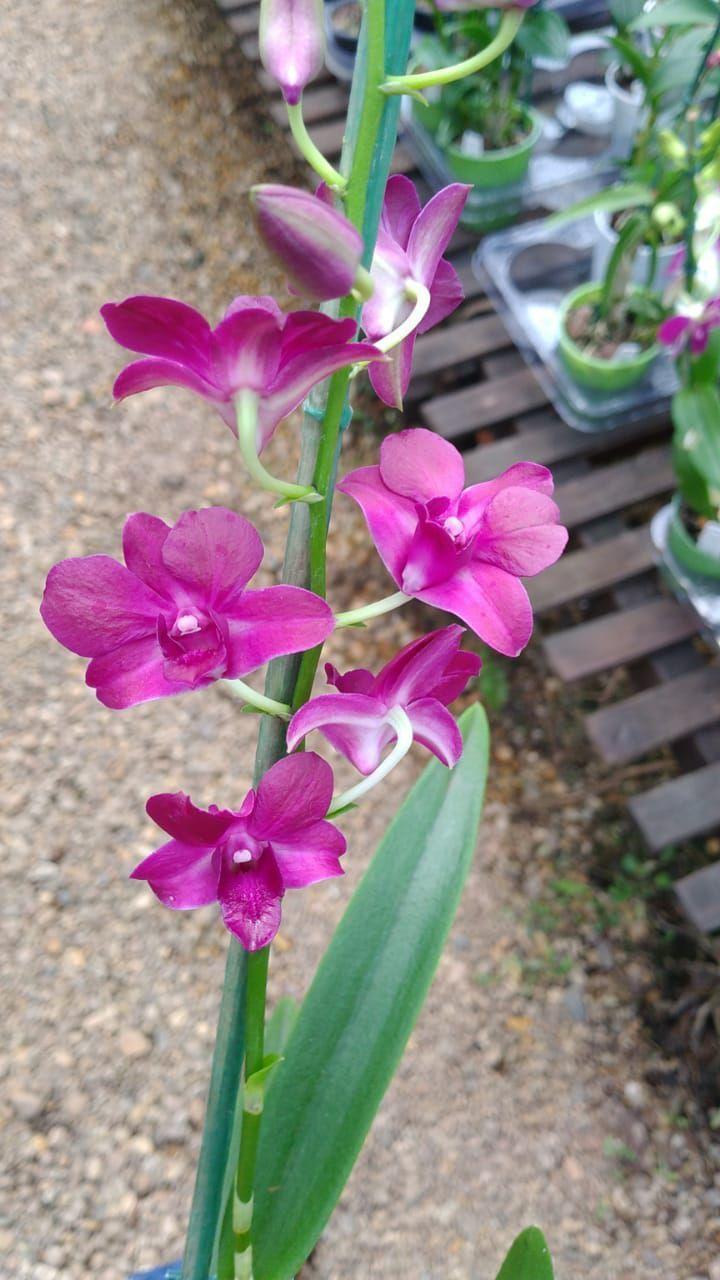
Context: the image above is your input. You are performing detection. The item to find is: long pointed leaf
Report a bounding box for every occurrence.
[545,183,653,229]
[495,1227,554,1280]
[252,704,490,1280]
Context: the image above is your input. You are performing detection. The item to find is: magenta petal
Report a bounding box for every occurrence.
[270,821,346,888]
[400,518,460,594]
[337,466,418,585]
[86,634,180,708]
[41,555,161,658]
[146,792,235,845]
[430,649,481,703]
[122,513,175,599]
[689,324,710,355]
[218,852,284,950]
[419,258,464,334]
[477,488,568,577]
[112,358,227,408]
[161,508,263,603]
[380,175,422,248]
[210,306,283,396]
[457,462,555,520]
[261,340,382,448]
[251,752,334,837]
[368,335,415,410]
[407,184,471,287]
[658,314,691,348]
[259,0,325,105]
[287,692,390,774]
[130,840,220,909]
[224,585,333,677]
[416,563,534,657]
[380,428,465,503]
[374,625,465,705]
[101,296,213,372]
[406,698,463,767]
[279,311,358,363]
[325,663,376,694]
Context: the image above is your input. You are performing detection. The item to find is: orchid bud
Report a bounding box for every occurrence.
[652,202,685,240]
[259,0,325,105]
[658,129,687,164]
[250,184,368,302]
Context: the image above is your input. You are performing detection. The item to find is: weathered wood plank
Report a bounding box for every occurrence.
[630,761,720,852]
[422,368,548,437]
[587,664,720,765]
[463,414,667,483]
[554,446,673,528]
[675,862,720,932]
[227,7,260,36]
[528,525,655,613]
[544,597,698,681]
[411,314,510,383]
[269,83,348,127]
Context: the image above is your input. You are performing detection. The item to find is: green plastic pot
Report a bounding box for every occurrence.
[668,495,720,580]
[557,282,660,393]
[442,109,542,189]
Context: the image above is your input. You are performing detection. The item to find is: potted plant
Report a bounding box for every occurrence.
[558,209,665,393]
[407,4,569,227]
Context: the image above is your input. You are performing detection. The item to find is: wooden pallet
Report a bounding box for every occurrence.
[217,0,720,935]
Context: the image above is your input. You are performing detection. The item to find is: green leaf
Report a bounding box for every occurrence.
[609,0,646,26]
[632,0,720,28]
[252,704,490,1280]
[672,384,720,519]
[601,209,650,314]
[495,1227,554,1280]
[264,997,299,1059]
[516,10,570,61]
[545,183,653,228]
[608,33,652,84]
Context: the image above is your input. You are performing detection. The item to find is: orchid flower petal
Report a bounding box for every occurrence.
[337,465,417,584]
[160,508,264,603]
[131,840,221,909]
[380,428,465,503]
[224,586,333,678]
[218,852,284,950]
[251,751,335,837]
[406,698,463,767]
[40,556,162,658]
[145,793,236,846]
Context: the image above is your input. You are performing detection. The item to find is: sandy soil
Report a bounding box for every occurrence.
[2,1,719,1277]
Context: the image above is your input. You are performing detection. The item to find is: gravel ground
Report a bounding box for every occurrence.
[2,1,720,1277]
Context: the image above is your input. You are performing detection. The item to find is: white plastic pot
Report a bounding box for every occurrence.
[591,208,680,293]
[605,61,644,161]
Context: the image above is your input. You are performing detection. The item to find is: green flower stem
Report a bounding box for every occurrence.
[335,591,410,629]
[180,3,416,1276]
[224,679,291,720]
[228,947,270,1280]
[286,100,347,191]
[380,8,523,94]
[327,707,413,815]
[181,940,247,1280]
[236,391,322,505]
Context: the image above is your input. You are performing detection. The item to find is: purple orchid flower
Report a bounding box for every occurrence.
[251,184,365,302]
[361,177,471,410]
[101,294,379,451]
[131,753,345,951]
[40,507,334,709]
[337,428,568,658]
[658,297,720,356]
[259,0,325,106]
[435,0,537,8]
[287,625,480,773]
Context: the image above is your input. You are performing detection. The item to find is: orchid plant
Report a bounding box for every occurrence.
[40,3,568,1279]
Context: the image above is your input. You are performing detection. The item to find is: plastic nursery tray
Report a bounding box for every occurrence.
[400,33,617,232]
[651,504,720,649]
[474,215,678,434]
